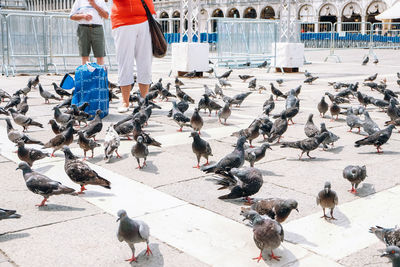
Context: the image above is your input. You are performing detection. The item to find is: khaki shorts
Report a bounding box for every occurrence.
[77,24,106,58]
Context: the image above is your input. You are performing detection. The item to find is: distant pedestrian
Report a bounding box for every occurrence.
[111,0,156,113]
[70,0,110,65]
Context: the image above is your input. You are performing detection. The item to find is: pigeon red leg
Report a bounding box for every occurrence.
[252,251,264,263]
[78,185,87,194]
[125,255,137,262]
[376,146,383,153]
[145,245,153,256]
[244,197,253,204]
[115,151,122,158]
[177,127,183,132]
[193,164,200,169]
[203,159,209,166]
[357,127,361,134]
[269,250,281,261]
[198,131,201,135]
[36,198,48,207]
[348,186,357,194]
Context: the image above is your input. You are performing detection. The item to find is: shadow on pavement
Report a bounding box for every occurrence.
[0,232,30,242]
[130,243,164,267]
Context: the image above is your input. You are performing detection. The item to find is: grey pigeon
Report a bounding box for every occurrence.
[53,107,73,125]
[304,114,319,137]
[190,131,213,168]
[268,113,288,143]
[38,83,61,104]
[304,76,319,84]
[320,123,340,148]
[0,89,11,102]
[218,103,231,125]
[364,73,378,82]
[5,118,43,145]
[387,98,400,121]
[244,143,271,167]
[175,86,195,103]
[276,79,283,86]
[263,95,275,115]
[131,136,149,169]
[304,70,312,77]
[259,117,273,140]
[77,131,101,160]
[63,146,111,193]
[273,100,299,125]
[175,77,184,86]
[203,94,222,116]
[183,70,197,78]
[212,167,263,202]
[280,132,329,159]
[16,96,29,115]
[346,109,364,133]
[171,101,191,132]
[114,120,135,140]
[285,89,297,109]
[329,102,341,121]
[168,95,189,116]
[325,92,350,104]
[343,165,367,194]
[219,78,231,88]
[190,108,203,134]
[48,119,69,135]
[257,61,268,68]
[218,69,233,79]
[54,97,72,109]
[4,92,21,110]
[248,78,257,90]
[232,119,261,147]
[201,136,246,174]
[231,92,252,107]
[0,208,21,220]
[317,96,329,117]
[28,75,39,88]
[9,108,43,132]
[362,56,369,65]
[214,84,224,98]
[270,83,286,100]
[160,83,176,101]
[203,84,216,98]
[52,82,71,99]
[247,211,284,262]
[117,210,153,263]
[354,125,395,153]
[239,75,254,82]
[381,246,400,267]
[241,198,298,223]
[17,140,49,167]
[16,161,75,207]
[81,109,103,141]
[370,226,400,247]
[362,111,380,135]
[316,181,338,220]
[104,124,121,162]
[42,124,74,157]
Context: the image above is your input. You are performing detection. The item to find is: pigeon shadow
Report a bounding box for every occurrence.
[104,154,128,164]
[139,161,159,174]
[149,151,163,156]
[355,183,376,197]
[258,169,283,177]
[325,145,344,154]
[286,157,339,162]
[0,232,30,242]
[81,191,115,198]
[260,244,298,266]
[358,150,400,155]
[130,243,164,267]
[35,164,57,173]
[38,203,86,211]
[325,208,351,228]
[284,231,317,247]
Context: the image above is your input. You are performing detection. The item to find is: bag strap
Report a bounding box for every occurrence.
[140,0,152,18]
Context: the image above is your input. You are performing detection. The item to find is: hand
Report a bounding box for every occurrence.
[84,14,92,21]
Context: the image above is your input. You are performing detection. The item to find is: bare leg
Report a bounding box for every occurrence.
[120,85,131,107]
[81,56,89,65]
[139,83,150,98]
[96,57,104,65]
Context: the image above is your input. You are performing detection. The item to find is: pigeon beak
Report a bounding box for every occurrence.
[325,188,329,194]
[116,217,120,222]
[15,167,19,170]
[295,208,299,213]
[381,252,389,258]
[268,147,272,150]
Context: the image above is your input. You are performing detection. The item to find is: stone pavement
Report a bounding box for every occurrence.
[0,49,399,266]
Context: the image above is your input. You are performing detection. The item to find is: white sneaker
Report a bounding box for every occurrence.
[117,106,129,113]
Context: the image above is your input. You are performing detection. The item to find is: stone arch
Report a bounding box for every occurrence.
[341,2,362,32]
[172,11,180,33]
[298,4,315,32]
[159,11,169,33]
[318,3,338,30]
[243,7,257,18]
[260,6,275,19]
[227,8,240,18]
[211,9,224,32]
[366,1,387,23]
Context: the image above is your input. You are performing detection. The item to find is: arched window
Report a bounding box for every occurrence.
[227,8,240,18]
[243,7,257,19]
[260,6,275,19]
[211,9,224,32]
[160,12,169,33]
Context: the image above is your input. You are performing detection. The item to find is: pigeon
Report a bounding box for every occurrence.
[52,82,71,99]
[329,102,341,121]
[304,70,312,77]
[117,210,153,263]
[246,211,284,262]
[248,78,257,90]
[398,80,400,87]
[55,97,72,109]
[325,92,350,104]
[219,78,231,88]
[341,105,366,116]
[131,119,162,147]
[230,92,252,107]
[16,96,29,115]
[9,108,43,132]
[63,146,111,193]
[364,73,378,82]
[175,77,184,86]
[203,84,216,99]
[232,119,261,147]
[362,111,380,135]
[53,107,73,125]
[258,85,267,94]
[145,90,159,103]
[42,124,74,157]
[280,132,330,159]
[190,108,203,134]
[316,181,338,220]
[273,101,299,125]
[370,226,400,247]
[169,95,189,116]
[212,167,263,202]
[346,109,364,133]
[38,83,61,104]
[218,103,231,125]
[356,91,371,107]
[257,61,268,68]
[81,109,103,141]
[304,114,319,137]
[175,86,195,103]
[343,165,367,194]
[0,89,11,103]
[387,98,400,121]
[285,89,298,109]
[77,131,101,160]
[317,96,329,117]
[241,198,298,223]
[263,95,275,116]
[190,131,213,168]
[244,143,271,167]
[218,69,233,79]
[28,75,40,88]
[201,136,246,174]
[66,104,91,126]
[5,118,43,145]
[363,82,378,91]
[171,102,191,132]
[104,124,121,162]
[131,136,149,169]
[239,75,254,82]
[203,94,222,116]
[259,117,273,140]
[16,162,75,207]
[270,83,286,100]
[381,246,400,266]
[362,56,369,65]
[354,125,395,153]
[160,83,176,101]
[371,98,389,110]
[276,79,283,86]
[0,107,9,115]
[17,141,49,167]
[268,113,288,143]
[183,70,197,78]
[214,84,224,98]
[0,208,21,220]
[48,119,69,135]
[320,123,339,148]
[4,92,21,110]
[304,76,319,84]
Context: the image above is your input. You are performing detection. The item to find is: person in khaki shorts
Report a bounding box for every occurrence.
[70,0,110,65]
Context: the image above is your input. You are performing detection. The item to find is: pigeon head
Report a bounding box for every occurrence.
[116,209,127,222]
[62,146,77,160]
[261,143,272,150]
[137,136,144,144]
[320,122,327,131]
[316,132,329,143]
[381,246,400,261]
[17,140,25,147]
[77,131,85,138]
[324,181,331,194]
[190,131,199,138]
[307,114,314,122]
[283,199,299,212]
[236,136,247,148]
[387,124,396,131]
[16,161,32,174]
[240,208,262,223]
[390,98,397,106]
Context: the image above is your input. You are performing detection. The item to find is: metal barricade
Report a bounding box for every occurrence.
[299,22,333,49]
[371,22,400,49]
[213,18,277,69]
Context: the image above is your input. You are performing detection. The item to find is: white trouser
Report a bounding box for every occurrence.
[112,21,152,86]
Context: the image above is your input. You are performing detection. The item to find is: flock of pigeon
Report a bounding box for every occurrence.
[1,67,400,265]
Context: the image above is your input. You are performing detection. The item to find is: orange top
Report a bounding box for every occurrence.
[111,0,156,29]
